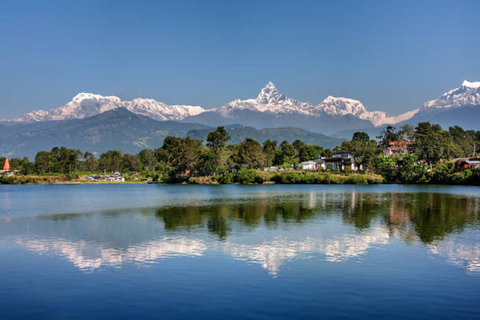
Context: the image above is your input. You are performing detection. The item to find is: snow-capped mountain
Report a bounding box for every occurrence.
[215,82,315,116]
[316,96,417,126]
[199,82,411,127]
[13,93,205,122]
[9,80,480,134]
[422,80,480,109]
[393,80,480,130]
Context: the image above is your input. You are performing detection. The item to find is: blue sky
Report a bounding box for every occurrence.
[1,0,479,119]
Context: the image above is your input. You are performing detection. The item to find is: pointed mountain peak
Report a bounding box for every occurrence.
[256,82,286,104]
[423,80,480,109]
[461,80,480,89]
[265,81,276,89]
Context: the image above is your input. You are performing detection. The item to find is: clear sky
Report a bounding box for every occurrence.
[1,0,479,119]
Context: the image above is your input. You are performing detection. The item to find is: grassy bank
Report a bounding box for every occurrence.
[185,169,384,185]
[0,174,145,185]
[1,170,384,185]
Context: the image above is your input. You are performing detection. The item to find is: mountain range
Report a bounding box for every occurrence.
[1,80,479,158]
[9,80,480,132]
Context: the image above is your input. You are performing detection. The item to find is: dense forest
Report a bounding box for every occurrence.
[1,122,479,185]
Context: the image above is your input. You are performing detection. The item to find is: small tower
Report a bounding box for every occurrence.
[3,158,10,172]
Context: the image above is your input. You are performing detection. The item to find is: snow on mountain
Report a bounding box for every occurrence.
[11,80,479,127]
[213,82,412,126]
[316,96,420,126]
[14,93,122,122]
[126,98,204,121]
[13,93,205,122]
[423,80,480,109]
[216,82,314,116]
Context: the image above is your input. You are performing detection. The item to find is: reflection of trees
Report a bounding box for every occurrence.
[339,194,386,230]
[155,193,480,244]
[157,206,205,231]
[156,205,230,240]
[207,205,230,241]
[406,193,480,243]
[155,198,318,240]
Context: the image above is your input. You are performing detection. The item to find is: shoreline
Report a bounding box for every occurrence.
[2,171,479,186]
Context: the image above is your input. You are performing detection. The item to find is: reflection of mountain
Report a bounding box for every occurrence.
[224,226,390,275]
[15,227,391,275]
[16,236,207,271]
[428,235,480,274]
[6,190,480,275]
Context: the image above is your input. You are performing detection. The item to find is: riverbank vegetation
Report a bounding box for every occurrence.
[1,122,479,185]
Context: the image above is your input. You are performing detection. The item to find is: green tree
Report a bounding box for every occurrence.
[207,126,230,153]
[137,149,157,171]
[448,126,478,157]
[262,140,277,166]
[197,150,218,175]
[82,152,97,171]
[414,122,453,166]
[9,157,34,175]
[98,150,123,173]
[374,155,397,182]
[377,125,399,148]
[299,145,322,162]
[342,132,378,170]
[235,138,266,167]
[34,151,56,174]
[274,141,295,166]
[162,136,202,174]
[293,139,306,156]
[123,153,141,172]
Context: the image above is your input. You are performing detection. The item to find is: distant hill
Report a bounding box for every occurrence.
[0,108,343,159]
[399,105,480,130]
[0,108,210,159]
[187,124,343,149]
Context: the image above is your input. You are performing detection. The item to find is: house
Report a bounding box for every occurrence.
[299,160,324,171]
[455,157,480,171]
[322,152,358,171]
[99,172,125,182]
[384,141,414,157]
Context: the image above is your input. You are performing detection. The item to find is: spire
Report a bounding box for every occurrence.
[3,158,10,171]
[256,82,286,104]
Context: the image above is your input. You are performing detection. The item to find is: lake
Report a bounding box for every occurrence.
[1,184,479,319]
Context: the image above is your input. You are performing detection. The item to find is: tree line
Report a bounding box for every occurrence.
[2,122,479,184]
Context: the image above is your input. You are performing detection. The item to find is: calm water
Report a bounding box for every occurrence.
[1,184,479,319]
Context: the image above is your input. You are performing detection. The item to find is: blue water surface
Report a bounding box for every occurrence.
[1,184,479,319]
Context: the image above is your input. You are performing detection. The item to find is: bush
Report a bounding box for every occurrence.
[343,174,368,185]
[218,173,235,184]
[235,168,257,184]
[187,176,200,184]
[0,176,15,184]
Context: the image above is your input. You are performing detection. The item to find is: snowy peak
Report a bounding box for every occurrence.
[319,96,368,117]
[461,80,480,89]
[317,96,419,126]
[11,80,480,128]
[13,93,205,123]
[256,82,286,104]
[217,82,312,115]
[423,80,480,109]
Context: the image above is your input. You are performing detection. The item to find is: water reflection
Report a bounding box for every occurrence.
[428,235,480,274]
[223,226,391,275]
[16,236,207,272]
[3,190,480,275]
